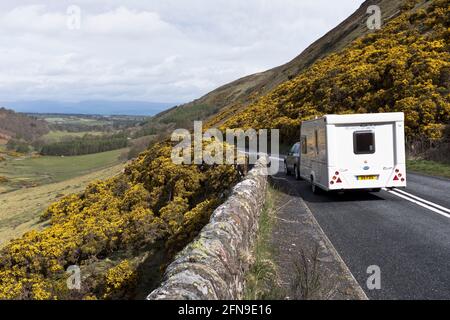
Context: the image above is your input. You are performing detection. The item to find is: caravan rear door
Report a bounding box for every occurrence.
[328,122,397,190]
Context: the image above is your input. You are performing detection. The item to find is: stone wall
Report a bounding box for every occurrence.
[147,157,269,300]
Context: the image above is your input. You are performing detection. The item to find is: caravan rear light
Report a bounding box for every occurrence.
[335,171,340,176]
[332,176,337,181]
[336,178,342,183]
[394,168,405,183]
[330,181,335,185]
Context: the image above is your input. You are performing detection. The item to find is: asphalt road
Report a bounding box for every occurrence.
[273,159,450,300]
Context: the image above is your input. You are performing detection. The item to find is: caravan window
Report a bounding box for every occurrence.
[314,130,319,154]
[354,131,375,154]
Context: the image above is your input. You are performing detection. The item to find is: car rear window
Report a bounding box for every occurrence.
[354,131,375,154]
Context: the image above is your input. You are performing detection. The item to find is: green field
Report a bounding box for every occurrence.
[0,163,125,248]
[0,148,127,192]
[0,147,128,247]
[44,116,111,126]
[42,130,103,143]
[407,160,450,179]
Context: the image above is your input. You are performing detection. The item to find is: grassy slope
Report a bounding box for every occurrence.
[244,186,283,300]
[407,159,450,179]
[0,148,127,192]
[0,163,124,248]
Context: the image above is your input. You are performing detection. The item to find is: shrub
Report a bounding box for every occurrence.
[0,141,240,299]
[103,261,137,300]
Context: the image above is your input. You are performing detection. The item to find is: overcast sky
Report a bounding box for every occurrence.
[0,0,364,104]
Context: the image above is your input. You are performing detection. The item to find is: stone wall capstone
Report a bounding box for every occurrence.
[147,157,269,300]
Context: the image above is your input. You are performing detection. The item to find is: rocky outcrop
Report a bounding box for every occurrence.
[147,157,269,300]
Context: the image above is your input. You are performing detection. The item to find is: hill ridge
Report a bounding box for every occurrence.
[155,0,405,126]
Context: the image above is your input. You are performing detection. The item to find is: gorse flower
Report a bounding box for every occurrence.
[0,142,240,299]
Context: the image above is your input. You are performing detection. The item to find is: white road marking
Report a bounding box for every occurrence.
[239,148,450,219]
[393,189,450,214]
[383,188,450,219]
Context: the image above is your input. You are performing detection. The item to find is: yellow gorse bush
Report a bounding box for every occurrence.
[211,0,450,144]
[103,260,137,300]
[0,141,240,299]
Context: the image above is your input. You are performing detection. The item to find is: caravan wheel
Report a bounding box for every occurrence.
[311,177,321,194]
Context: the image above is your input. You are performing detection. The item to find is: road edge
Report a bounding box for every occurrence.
[298,196,369,300]
[407,170,450,183]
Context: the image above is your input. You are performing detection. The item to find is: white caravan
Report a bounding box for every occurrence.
[299,112,407,193]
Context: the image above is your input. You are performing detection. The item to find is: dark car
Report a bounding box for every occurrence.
[284,142,301,180]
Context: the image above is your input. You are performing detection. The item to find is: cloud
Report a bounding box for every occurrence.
[0,1,365,104]
[84,7,178,37]
[1,5,66,33]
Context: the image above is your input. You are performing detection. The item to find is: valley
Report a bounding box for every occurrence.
[0,112,145,249]
[0,163,125,249]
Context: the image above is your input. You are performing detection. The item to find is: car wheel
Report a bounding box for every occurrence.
[295,166,301,180]
[284,162,291,176]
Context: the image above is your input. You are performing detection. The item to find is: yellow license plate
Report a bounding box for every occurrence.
[357,175,379,181]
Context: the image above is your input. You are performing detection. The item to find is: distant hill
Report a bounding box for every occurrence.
[154,0,405,126]
[1,101,176,116]
[0,108,49,143]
